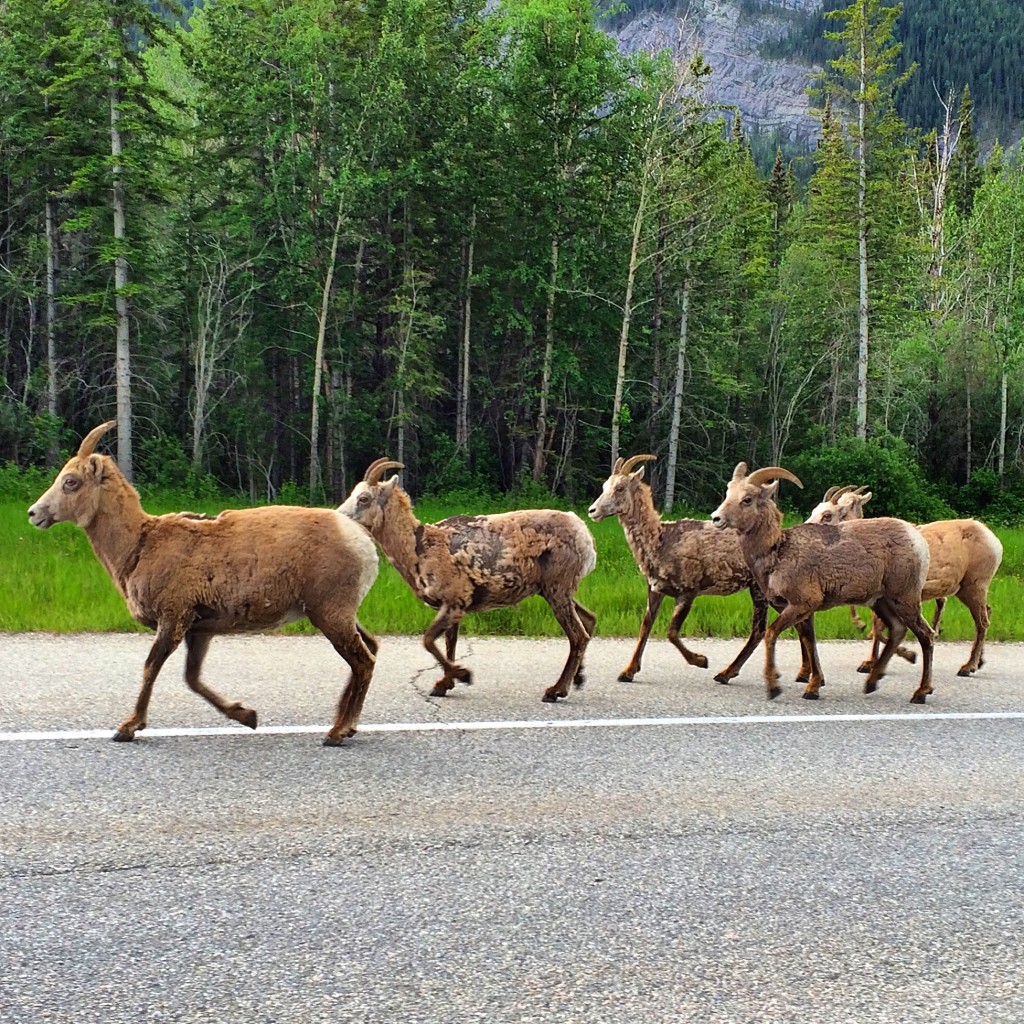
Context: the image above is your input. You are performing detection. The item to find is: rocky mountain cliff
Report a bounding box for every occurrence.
[608,0,825,145]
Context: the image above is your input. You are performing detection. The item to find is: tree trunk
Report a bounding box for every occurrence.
[611,170,651,468]
[309,199,345,501]
[44,192,59,467]
[662,276,690,514]
[855,21,869,441]
[532,235,558,484]
[457,205,476,452]
[999,365,1007,481]
[109,46,132,481]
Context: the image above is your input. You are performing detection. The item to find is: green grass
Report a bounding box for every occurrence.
[3,496,1023,642]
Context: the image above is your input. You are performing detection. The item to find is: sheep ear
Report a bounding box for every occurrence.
[762,480,779,500]
[858,491,873,506]
[731,462,748,482]
[631,466,646,481]
[87,454,105,480]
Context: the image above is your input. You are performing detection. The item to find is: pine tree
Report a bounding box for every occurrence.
[948,85,983,217]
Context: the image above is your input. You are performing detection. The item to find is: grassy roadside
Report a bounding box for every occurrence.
[2,496,1022,642]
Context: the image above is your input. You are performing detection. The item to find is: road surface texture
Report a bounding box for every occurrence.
[2,633,1023,1023]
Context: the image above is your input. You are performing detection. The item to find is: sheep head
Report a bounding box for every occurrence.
[806,485,872,525]
[588,454,656,522]
[28,420,118,530]
[338,459,405,534]
[710,462,801,533]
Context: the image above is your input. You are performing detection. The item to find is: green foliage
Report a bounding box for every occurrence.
[789,434,955,521]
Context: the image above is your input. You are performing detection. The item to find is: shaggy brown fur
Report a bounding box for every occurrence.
[807,488,1003,677]
[339,458,596,702]
[711,462,935,703]
[28,421,380,745]
[587,454,769,687]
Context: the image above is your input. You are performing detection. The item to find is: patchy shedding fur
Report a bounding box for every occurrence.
[807,488,1003,676]
[28,421,380,746]
[587,454,769,686]
[711,462,935,704]
[339,458,596,702]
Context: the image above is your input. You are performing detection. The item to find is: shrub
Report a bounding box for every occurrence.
[789,434,955,522]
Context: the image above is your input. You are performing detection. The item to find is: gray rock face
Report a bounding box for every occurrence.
[610,0,825,144]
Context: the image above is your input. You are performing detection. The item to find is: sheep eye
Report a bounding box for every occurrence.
[822,512,832,522]
[357,493,371,506]
[62,476,81,493]
[741,495,753,506]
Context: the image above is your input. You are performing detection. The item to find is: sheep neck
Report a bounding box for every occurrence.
[371,494,425,593]
[619,483,665,575]
[738,505,785,591]
[82,475,152,596]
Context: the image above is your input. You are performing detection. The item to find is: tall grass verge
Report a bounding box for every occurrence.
[3,496,1022,641]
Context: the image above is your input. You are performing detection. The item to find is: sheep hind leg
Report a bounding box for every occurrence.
[794,617,827,699]
[182,630,258,731]
[857,612,886,674]
[423,608,470,696]
[542,597,590,703]
[618,589,666,682]
[715,588,767,684]
[896,602,934,703]
[572,599,596,688]
[861,600,905,695]
[762,605,810,701]
[113,624,182,742]
[311,610,378,746]
[955,588,990,676]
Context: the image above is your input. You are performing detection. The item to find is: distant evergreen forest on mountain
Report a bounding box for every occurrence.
[601,0,1023,144]
[756,0,1024,140]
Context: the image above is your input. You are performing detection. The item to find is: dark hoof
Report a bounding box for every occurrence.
[801,690,820,701]
[322,734,347,747]
[111,730,135,743]
[956,667,973,677]
[767,686,782,701]
[541,692,564,703]
[429,684,449,697]
[239,708,258,730]
[795,674,808,684]
[856,663,872,674]
[910,693,927,705]
[864,680,878,694]
[905,651,918,664]
[694,656,709,670]
[713,673,730,685]
[454,668,473,686]
[617,672,636,683]
[573,674,585,689]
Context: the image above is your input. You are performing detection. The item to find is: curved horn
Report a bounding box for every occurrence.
[746,466,804,489]
[852,485,870,496]
[77,420,117,458]
[363,458,405,486]
[824,484,857,501]
[822,486,840,502]
[619,453,657,475]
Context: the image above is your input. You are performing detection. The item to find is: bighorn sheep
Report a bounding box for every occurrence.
[711,463,935,703]
[28,421,380,745]
[807,487,1003,677]
[587,454,769,686]
[338,458,596,703]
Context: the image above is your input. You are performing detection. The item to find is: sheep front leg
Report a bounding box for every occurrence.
[423,608,470,696]
[618,589,666,682]
[573,600,596,687]
[714,587,768,684]
[762,605,812,701]
[114,625,182,741]
[182,630,258,731]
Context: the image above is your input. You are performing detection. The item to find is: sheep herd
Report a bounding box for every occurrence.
[27,422,1003,745]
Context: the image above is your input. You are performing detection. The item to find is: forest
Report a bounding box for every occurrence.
[1,0,1023,525]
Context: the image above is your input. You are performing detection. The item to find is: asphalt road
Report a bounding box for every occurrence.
[2,632,1023,1023]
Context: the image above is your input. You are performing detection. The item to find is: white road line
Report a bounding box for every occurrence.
[1,710,1024,743]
